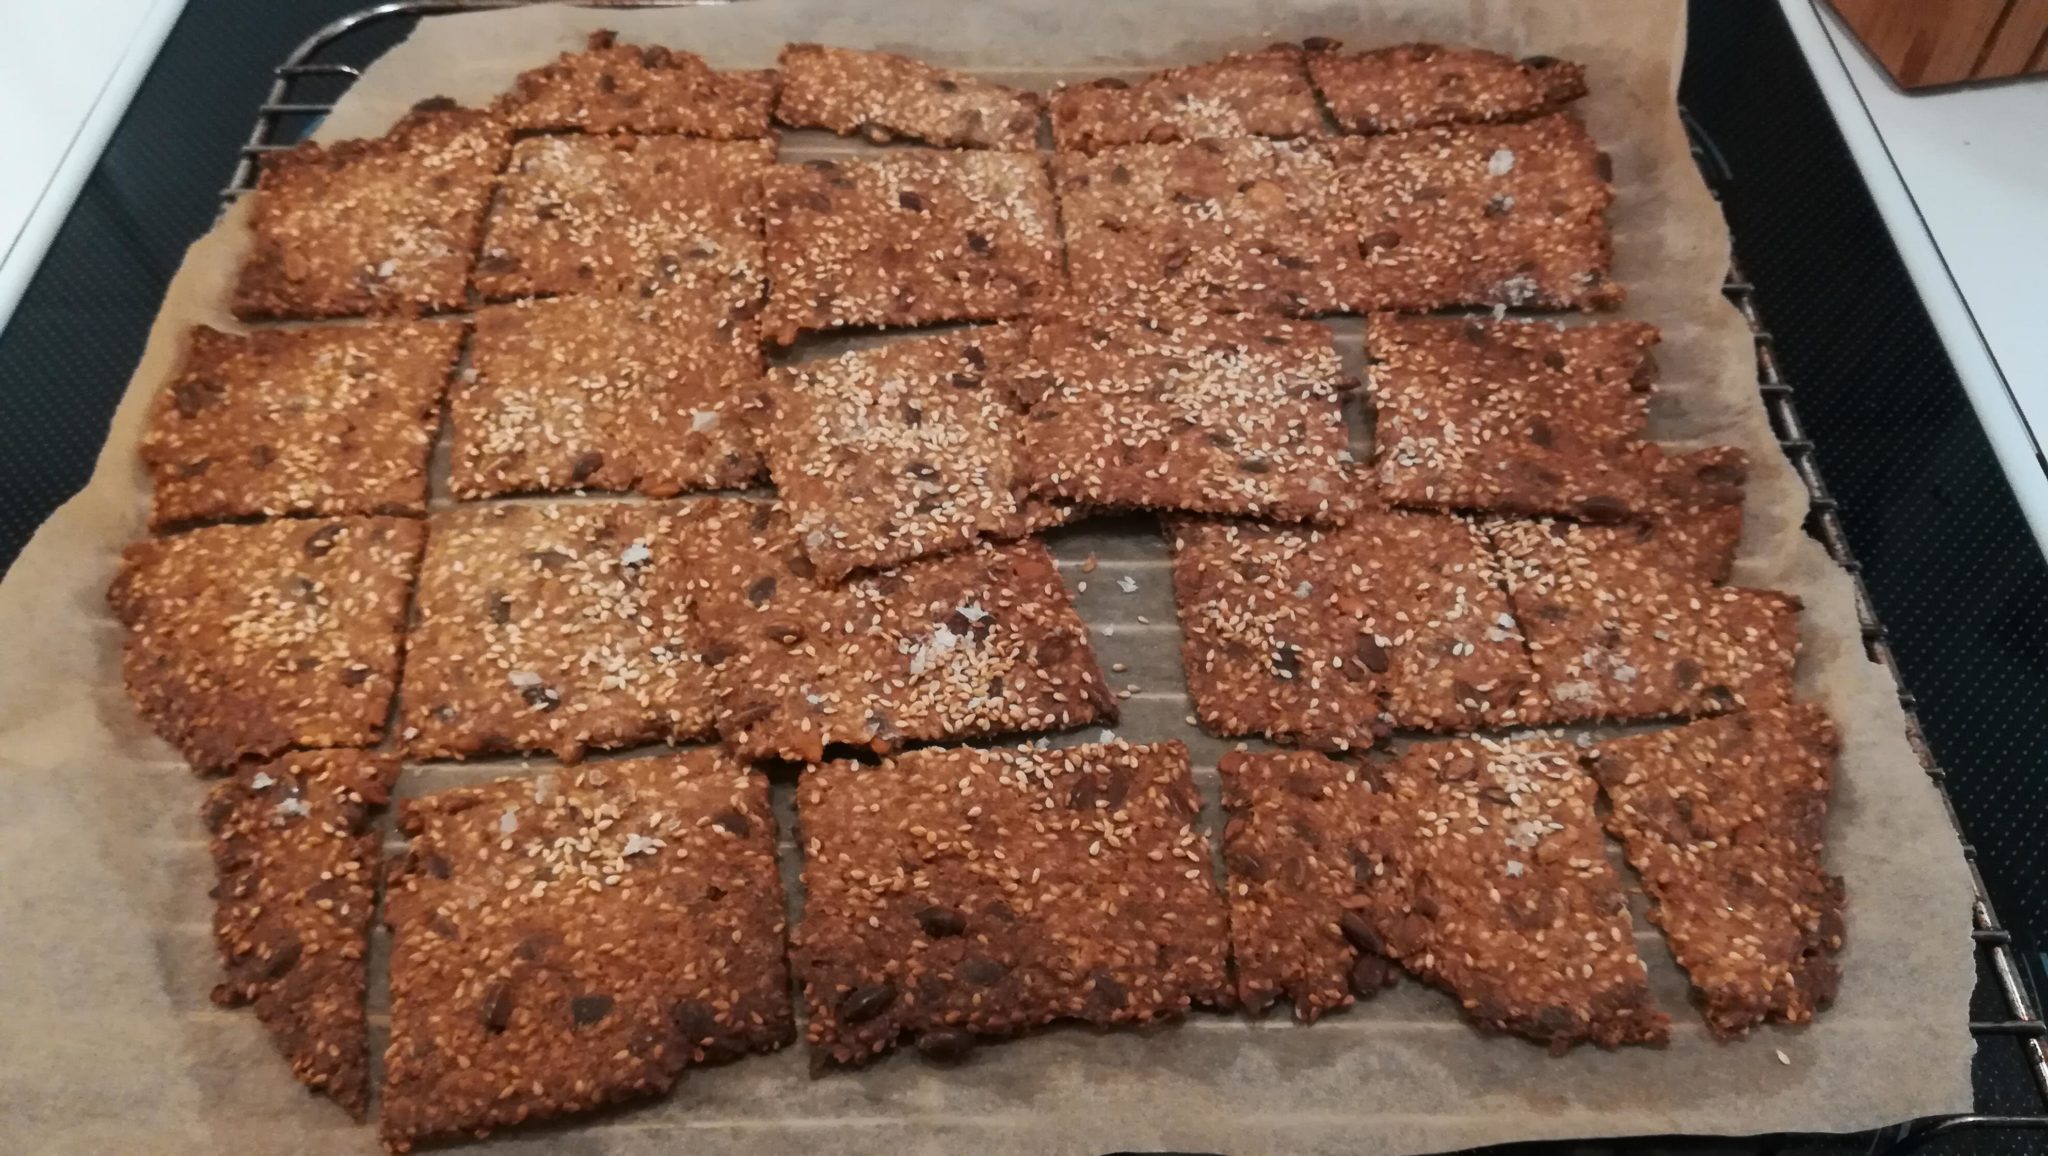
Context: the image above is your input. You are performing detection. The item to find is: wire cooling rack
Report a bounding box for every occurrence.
[219,3,2048,1149]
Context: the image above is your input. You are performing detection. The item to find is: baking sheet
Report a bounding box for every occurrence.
[0,1,1977,1153]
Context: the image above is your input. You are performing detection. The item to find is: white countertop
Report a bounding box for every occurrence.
[1780,0,2048,559]
[0,0,186,332]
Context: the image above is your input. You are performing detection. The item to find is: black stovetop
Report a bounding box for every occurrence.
[1,0,2041,1147]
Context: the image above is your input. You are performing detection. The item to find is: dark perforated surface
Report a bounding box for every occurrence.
[0,0,404,567]
[1684,1,2048,1144]
[0,0,2040,1147]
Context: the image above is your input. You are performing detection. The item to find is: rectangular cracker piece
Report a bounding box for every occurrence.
[399,502,721,763]
[1638,444,1747,584]
[1360,510,1542,732]
[794,741,1231,1067]
[1331,113,1621,311]
[764,325,1032,580]
[1485,516,1802,724]
[143,322,461,529]
[381,753,792,1152]
[1048,45,1323,153]
[1170,510,1538,748]
[233,99,508,321]
[495,30,778,138]
[1217,749,1400,1022]
[474,134,770,305]
[775,43,1043,150]
[1305,42,1587,135]
[109,517,423,772]
[204,750,398,1119]
[1543,445,1749,586]
[452,294,766,499]
[761,151,1061,344]
[1170,518,1390,752]
[1356,735,1671,1050]
[1056,137,1354,316]
[1017,306,1357,521]
[683,501,1113,762]
[1588,706,1845,1039]
[1367,315,1660,520]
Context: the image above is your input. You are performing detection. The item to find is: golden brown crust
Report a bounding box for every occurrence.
[452,295,766,499]
[1537,445,1749,586]
[495,29,778,138]
[763,325,1034,580]
[1170,510,1539,749]
[143,323,462,529]
[776,43,1042,149]
[474,134,770,306]
[380,753,792,1151]
[233,99,508,321]
[794,741,1232,1067]
[1217,749,1398,1021]
[1016,305,1358,520]
[1048,45,1323,153]
[1589,706,1844,1038]
[1366,315,1660,519]
[398,502,719,763]
[1347,737,1670,1050]
[1306,42,1587,135]
[204,750,399,1118]
[680,500,1114,762]
[1485,516,1801,723]
[761,152,1062,344]
[110,517,423,772]
[1056,137,1354,316]
[1331,113,1621,311]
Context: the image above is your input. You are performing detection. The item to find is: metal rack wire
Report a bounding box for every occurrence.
[220,2,2048,1148]
[1682,116,2048,1155]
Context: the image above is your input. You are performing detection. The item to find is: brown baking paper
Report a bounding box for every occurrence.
[0,1,1975,1152]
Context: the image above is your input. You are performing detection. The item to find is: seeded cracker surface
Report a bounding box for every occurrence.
[1550,445,1750,585]
[761,152,1061,345]
[1367,315,1660,519]
[452,294,766,498]
[764,325,1033,580]
[233,99,508,321]
[794,741,1232,1066]
[1353,736,1670,1050]
[1636,445,1748,583]
[142,322,461,529]
[474,134,770,306]
[1330,112,1620,311]
[1048,45,1324,153]
[381,753,792,1151]
[496,30,778,138]
[776,43,1043,150]
[683,500,1112,761]
[1486,517,1801,723]
[109,517,422,771]
[1305,42,1588,135]
[1017,305,1356,520]
[1589,706,1845,1038]
[204,750,398,1118]
[1217,749,1399,1021]
[1057,137,1354,316]
[1170,510,1538,750]
[399,502,716,762]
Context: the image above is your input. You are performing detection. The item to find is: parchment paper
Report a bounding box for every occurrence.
[0,2,1976,1153]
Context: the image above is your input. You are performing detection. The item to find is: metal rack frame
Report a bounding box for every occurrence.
[220,2,2047,1148]
[1683,120,2048,1153]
